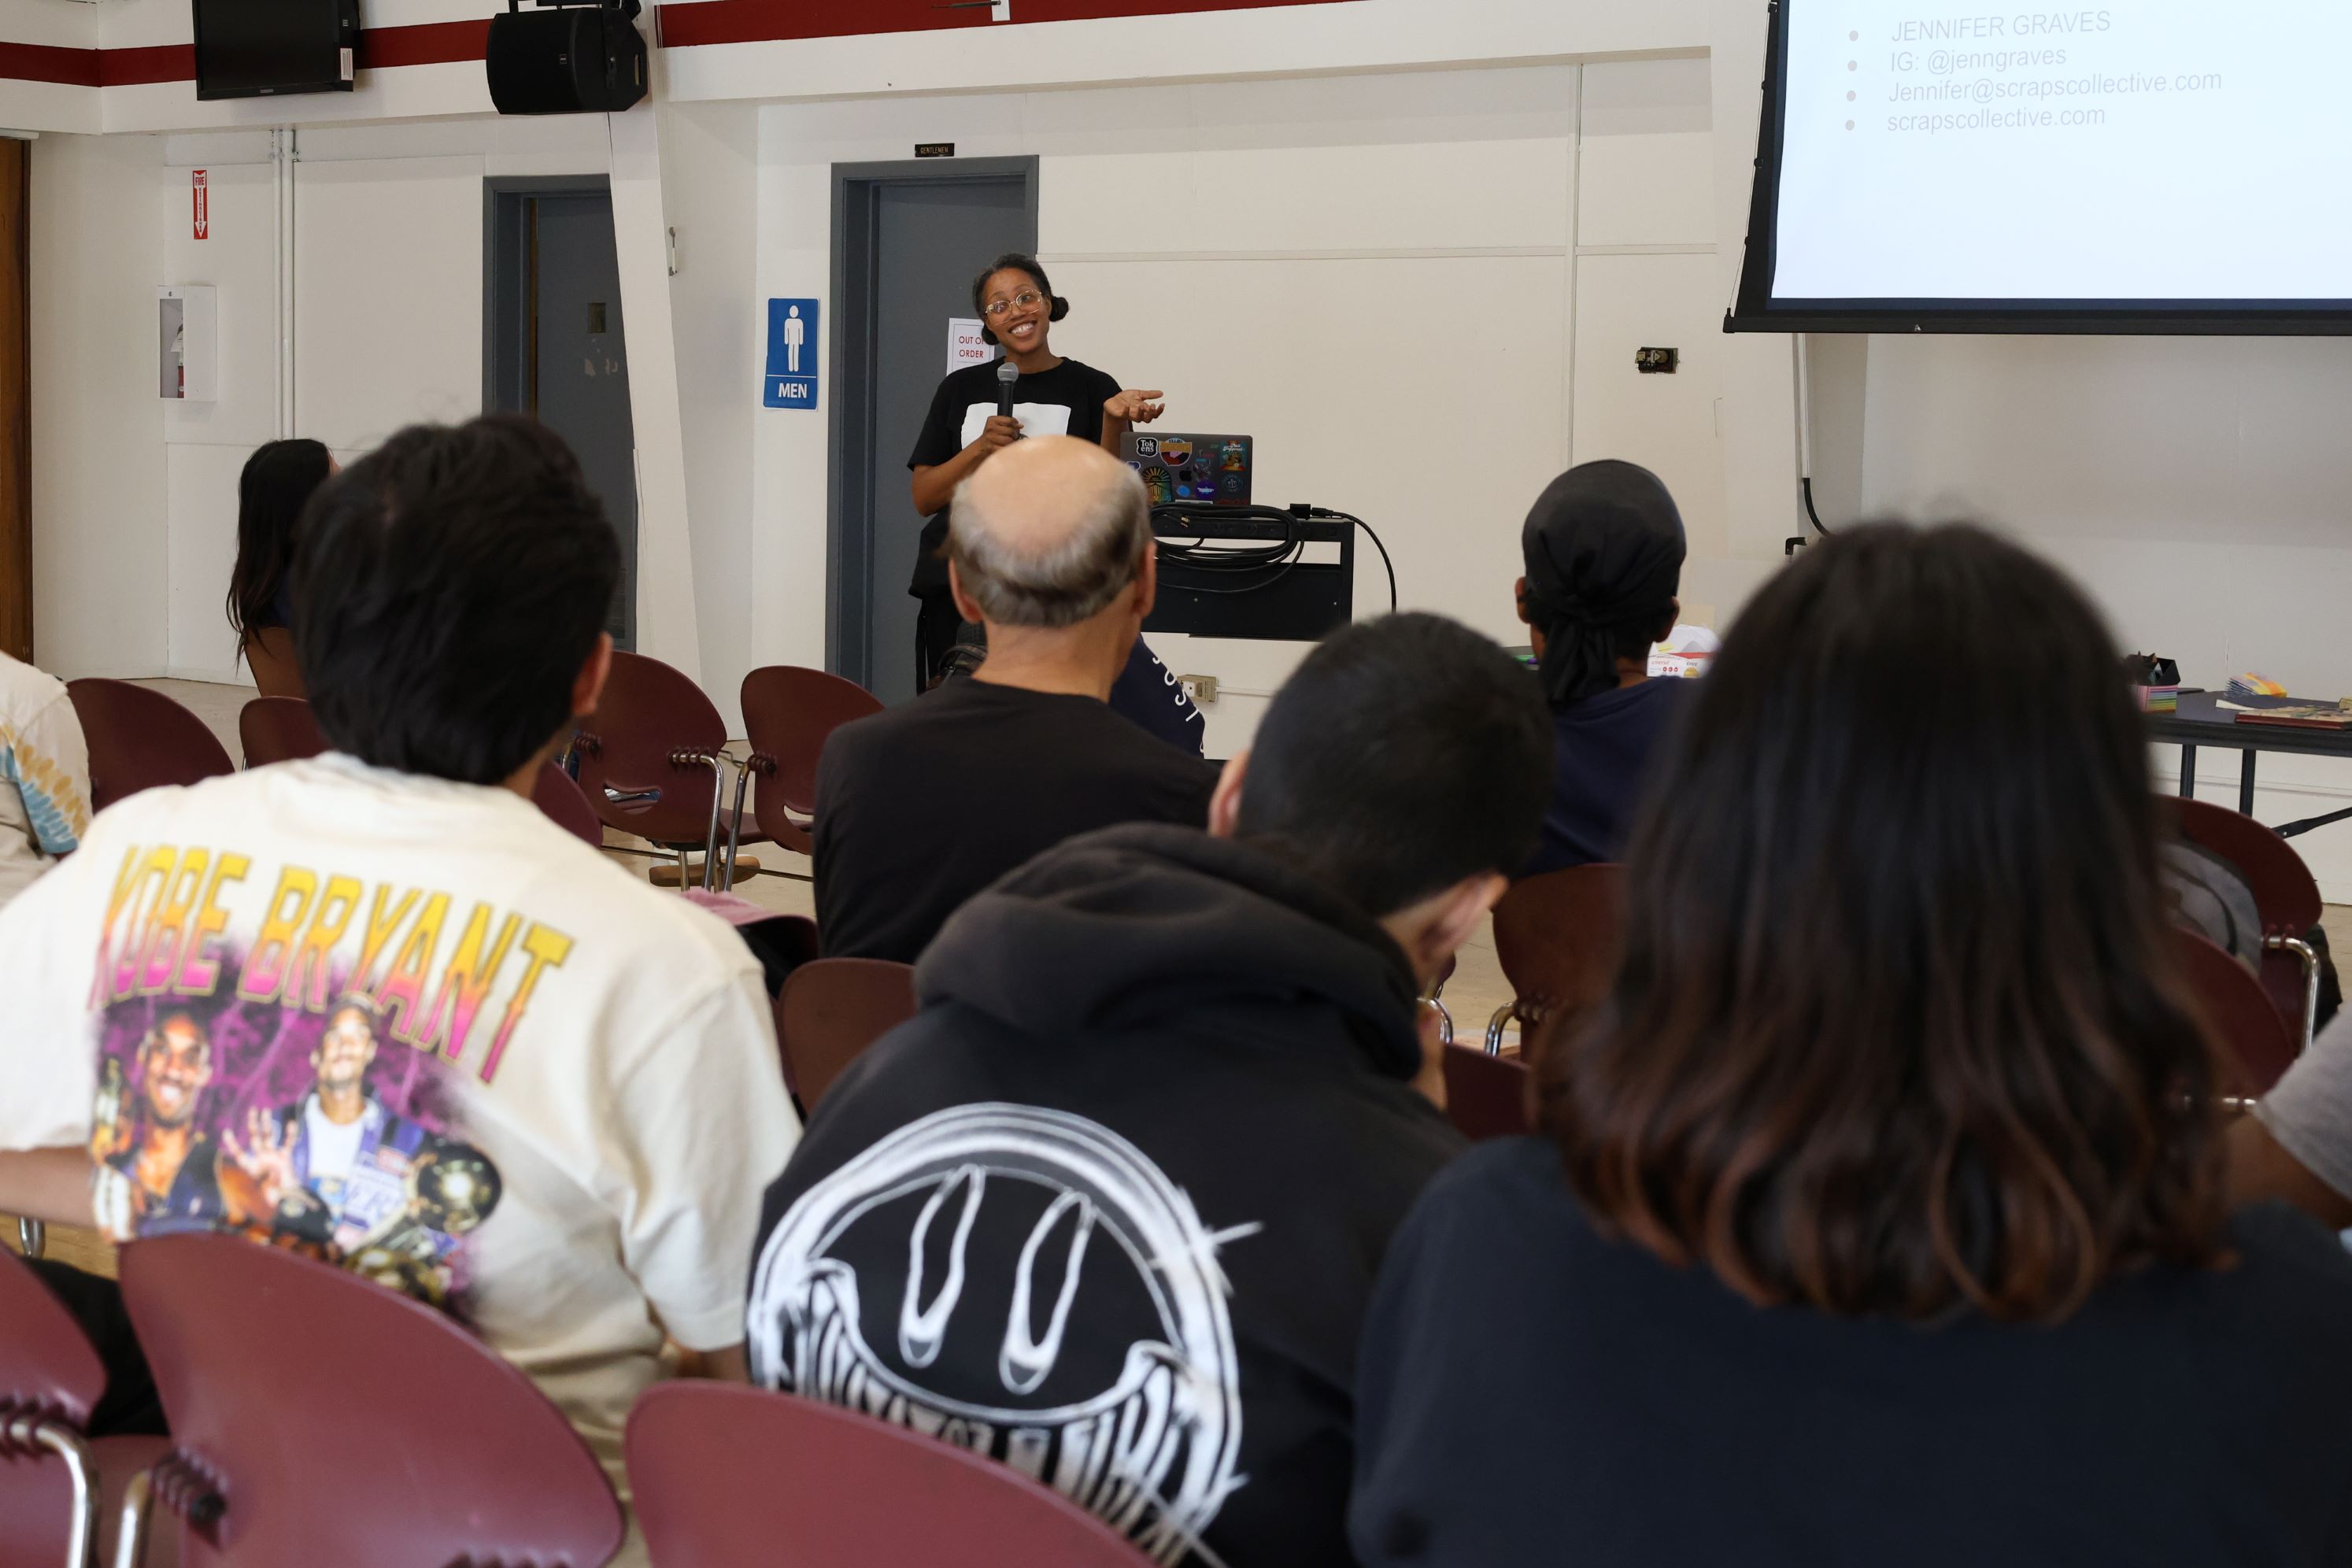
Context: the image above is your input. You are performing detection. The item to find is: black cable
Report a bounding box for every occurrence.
[1309,508,1398,613]
[1801,475,1833,538]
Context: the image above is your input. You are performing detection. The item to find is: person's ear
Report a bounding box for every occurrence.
[1134,545,1158,620]
[949,560,986,626]
[572,632,614,720]
[1207,749,1250,840]
[1391,872,1509,986]
[1514,575,1533,628]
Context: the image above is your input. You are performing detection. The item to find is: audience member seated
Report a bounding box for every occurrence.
[1514,459,1688,875]
[0,648,89,912]
[943,613,1210,754]
[749,612,1554,1567]
[2229,1012,2352,1229]
[226,437,334,698]
[1352,523,2352,1568]
[0,417,799,1555]
[814,435,1219,963]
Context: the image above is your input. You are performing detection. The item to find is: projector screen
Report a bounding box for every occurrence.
[1727,0,2352,333]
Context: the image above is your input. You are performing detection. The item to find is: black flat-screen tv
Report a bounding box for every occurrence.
[191,0,360,102]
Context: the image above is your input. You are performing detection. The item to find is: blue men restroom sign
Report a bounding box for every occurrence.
[764,298,820,409]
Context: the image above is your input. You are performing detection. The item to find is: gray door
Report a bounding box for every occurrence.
[856,177,1035,703]
[520,191,638,647]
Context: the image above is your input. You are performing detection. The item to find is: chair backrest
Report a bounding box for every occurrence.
[2165,796,2322,933]
[2165,796,2325,1046]
[0,1248,107,1566]
[236,696,327,768]
[0,1250,103,1432]
[240,627,304,701]
[67,679,235,813]
[1491,864,1627,1056]
[775,957,917,1109]
[570,650,730,848]
[117,1233,622,1568]
[531,760,604,849]
[1441,1045,1533,1141]
[627,1383,1157,1568]
[2173,927,2295,1096]
[739,665,885,852]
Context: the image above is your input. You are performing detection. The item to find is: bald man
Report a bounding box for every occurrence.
[813,438,1219,963]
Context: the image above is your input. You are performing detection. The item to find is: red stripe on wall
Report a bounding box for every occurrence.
[653,0,1346,50]
[0,0,1348,88]
[353,18,493,72]
[0,42,99,89]
[100,44,197,87]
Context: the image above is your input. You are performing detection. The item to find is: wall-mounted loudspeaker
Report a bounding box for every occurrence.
[486,0,647,116]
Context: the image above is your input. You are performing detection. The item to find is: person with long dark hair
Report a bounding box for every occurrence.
[1514,459,1688,874]
[1352,523,2352,1567]
[225,438,332,696]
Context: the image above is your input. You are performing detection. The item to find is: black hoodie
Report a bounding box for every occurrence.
[745,823,1467,1568]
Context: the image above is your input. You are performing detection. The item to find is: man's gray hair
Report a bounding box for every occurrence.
[949,459,1152,628]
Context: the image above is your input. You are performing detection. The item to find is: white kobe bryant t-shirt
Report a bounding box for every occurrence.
[0,753,801,1557]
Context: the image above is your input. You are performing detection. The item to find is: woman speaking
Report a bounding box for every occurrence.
[906,254,1166,690]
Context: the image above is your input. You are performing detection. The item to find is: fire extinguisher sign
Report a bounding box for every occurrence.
[192,170,208,241]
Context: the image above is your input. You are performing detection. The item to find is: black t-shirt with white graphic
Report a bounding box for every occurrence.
[906,357,1126,595]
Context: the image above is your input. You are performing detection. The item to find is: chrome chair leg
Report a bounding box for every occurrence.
[8,1414,94,1568]
[2268,934,2321,1054]
[720,756,753,889]
[111,1466,153,1568]
[19,1216,44,1259]
[1484,1003,1516,1056]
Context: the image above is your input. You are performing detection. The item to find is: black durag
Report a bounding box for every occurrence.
[1519,460,1687,709]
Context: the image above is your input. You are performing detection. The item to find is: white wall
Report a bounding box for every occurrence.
[747,61,1728,755]
[1851,333,2352,898]
[659,99,762,727]
[31,133,167,678]
[32,116,617,686]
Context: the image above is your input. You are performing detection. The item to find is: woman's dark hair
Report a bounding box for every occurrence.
[291,415,620,786]
[226,438,333,641]
[1542,522,2229,1324]
[972,253,1069,346]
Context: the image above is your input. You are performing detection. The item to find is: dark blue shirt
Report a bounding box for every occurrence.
[1110,640,1206,757]
[1525,677,1689,875]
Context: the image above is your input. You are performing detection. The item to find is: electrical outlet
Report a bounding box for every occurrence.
[1180,674,1219,706]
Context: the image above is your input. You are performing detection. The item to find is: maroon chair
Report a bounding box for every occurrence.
[114,1233,622,1568]
[774,957,916,1110]
[531,761,604,849]
[571,651,759,889]
[738,666,884,857]
[0,1249,168,1568]
[1485,864,1627,1060]
[2174,927,2297,1098]
[1441,1044,1533,1141]
[235,697,326,768]
[627,1384,1157,1568]
[2165,796,2324,1054]
[66,681,234,814]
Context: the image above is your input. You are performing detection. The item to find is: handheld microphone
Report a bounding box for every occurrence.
[996,358,1020,421]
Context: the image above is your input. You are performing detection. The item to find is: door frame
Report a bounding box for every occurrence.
[827,157,1040,687]
[483,175,638,649]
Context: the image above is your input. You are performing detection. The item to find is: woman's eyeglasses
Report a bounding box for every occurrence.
[982,290,1045,318]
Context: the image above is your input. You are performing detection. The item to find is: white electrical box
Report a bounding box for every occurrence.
[158,285,216,402]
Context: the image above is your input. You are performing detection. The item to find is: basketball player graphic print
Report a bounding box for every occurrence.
[748,1104,1250,1567]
